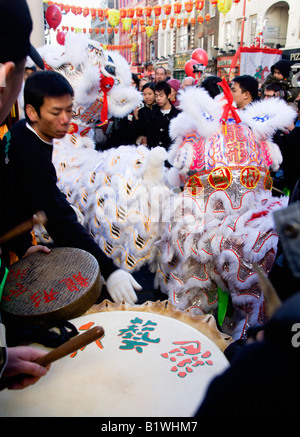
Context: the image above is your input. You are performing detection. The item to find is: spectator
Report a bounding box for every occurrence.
[260,59,300,103]
[154,66,167,83]
[130,81,180,150]
[230,75,259,109]
[167,79,181,108]
[130,82,156,145]
[181,76,195,89]
[200,75,222,98]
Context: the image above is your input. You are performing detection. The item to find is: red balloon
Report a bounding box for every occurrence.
[45,5,62,30]
[56,31,66,45]
[191,48,208,67]
[184,59,198,78]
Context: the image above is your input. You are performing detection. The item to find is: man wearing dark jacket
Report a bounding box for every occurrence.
[1,70,142,306]
[131,81,180,150]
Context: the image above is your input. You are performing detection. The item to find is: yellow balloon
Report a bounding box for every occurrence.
[108,9,120,27]
[146,25,154,38]
[217,0,232,14]
[122,17,132,32]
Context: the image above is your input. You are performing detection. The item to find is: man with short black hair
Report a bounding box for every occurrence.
[2,70,142,307]
[230,75,259,109]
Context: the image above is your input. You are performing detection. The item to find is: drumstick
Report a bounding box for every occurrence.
[35,326,105,367]
[0,211,47,245]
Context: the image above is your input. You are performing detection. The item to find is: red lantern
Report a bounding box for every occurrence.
[184,1,193,14]
[190,17,196,25]
[97,9,104,18]
[184,17,189,26]
[120,8,127,18]
[83,28,86,33]
[83,7,89,17]
[195,0,204,11]
[56,31,65,45]
[95,28,100,34]
[45,5,62,30]
[176,18,181,28]
[144,6,152,17]
[155,18,160,26]
[173,2,182,14]
[71,5,77,15]
[127,8,135,18]
[163,4,172,15]
[210,0,218,6]
[140,17,145,26]
[132,18,138,25]
[162,19,167,29]
[114,27,119,34]
[191,48,208,66]
[184,59,198,78]
[147,18,153,26]
[135,7,143,17]
[205,14,211,22]
[76,7,82,15]
[100,28,105,34]
[153,5,162,17]
[89,28,93,34]
[107,28,113,34]
[90,8,96,19]
[197,15,204,24]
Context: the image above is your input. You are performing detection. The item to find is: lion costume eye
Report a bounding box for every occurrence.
[105,64,116,76]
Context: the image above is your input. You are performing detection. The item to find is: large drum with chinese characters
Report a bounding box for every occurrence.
[0,300,231,417]
[0,247,102,326]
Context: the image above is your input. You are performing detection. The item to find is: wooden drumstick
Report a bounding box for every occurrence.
[0,211,47,245]
[35,326,105,367]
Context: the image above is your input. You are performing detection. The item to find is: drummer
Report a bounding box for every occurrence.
[0,0,51,389]
[1,69,142,306]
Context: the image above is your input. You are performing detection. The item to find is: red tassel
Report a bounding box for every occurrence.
[217,77,241,125]
[99,74,115,125]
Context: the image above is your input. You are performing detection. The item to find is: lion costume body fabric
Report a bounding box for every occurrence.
[38,36,295,339]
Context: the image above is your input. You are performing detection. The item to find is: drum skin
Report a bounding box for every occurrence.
[0,247,102,326]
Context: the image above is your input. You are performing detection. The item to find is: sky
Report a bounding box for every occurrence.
[45,0,107,43]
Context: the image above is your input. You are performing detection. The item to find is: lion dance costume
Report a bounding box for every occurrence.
[38,35,296,339]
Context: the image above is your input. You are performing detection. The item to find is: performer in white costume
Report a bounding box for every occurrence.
[155,79,295,339]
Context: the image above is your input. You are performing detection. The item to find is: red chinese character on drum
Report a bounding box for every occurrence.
[70,322,104,357]
[208,167,232,190]
[161,340,214,378]
[240,166,261,189]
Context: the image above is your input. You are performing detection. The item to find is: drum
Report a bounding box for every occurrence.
[0,247,102,326]
[0,301,230,417]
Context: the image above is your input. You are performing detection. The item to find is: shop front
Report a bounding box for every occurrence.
[217,54,240,81]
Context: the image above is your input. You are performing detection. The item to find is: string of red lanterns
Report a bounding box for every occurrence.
[44,1,240,21]
[46,0,242,41]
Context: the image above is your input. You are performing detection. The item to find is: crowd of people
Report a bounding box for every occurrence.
[1,0,300,417]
